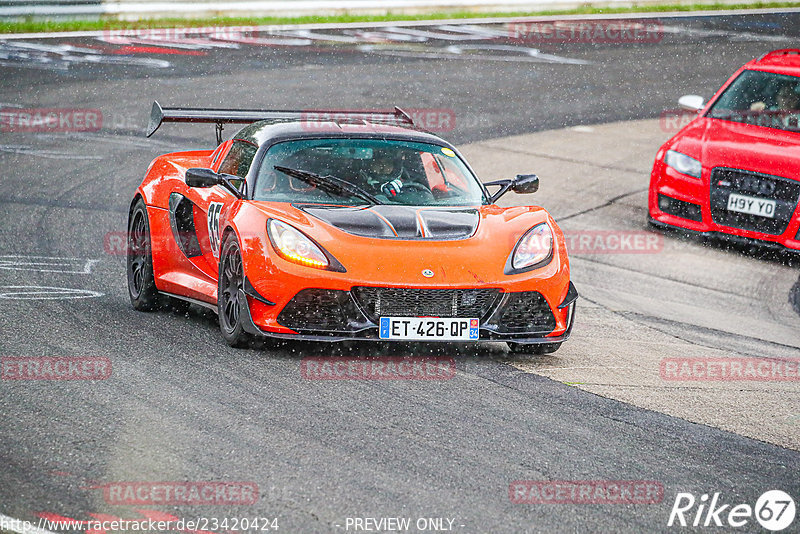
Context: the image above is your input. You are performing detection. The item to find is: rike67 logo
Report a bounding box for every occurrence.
[668,490,796,531]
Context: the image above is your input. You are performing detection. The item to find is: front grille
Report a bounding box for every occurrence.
[277,289,366,332]
[493,292,556,334]
[710,168,800,235]
[351,287,501,322]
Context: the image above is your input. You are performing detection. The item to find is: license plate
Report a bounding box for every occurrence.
[726,193,776,218]
[379,317,479,341]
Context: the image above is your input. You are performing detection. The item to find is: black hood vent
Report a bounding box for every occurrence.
[296,205,479,240]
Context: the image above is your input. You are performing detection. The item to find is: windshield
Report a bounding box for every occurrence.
[707,69,800,132]
[253,138,486,205]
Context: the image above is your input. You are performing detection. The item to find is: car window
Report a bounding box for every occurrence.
[708,69,800,132]
[434,152,471,191]
[218,140,258,178]
[253,138,486,206]
[210,141,228,167]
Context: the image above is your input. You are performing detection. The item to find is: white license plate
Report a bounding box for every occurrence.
[726,193,776,218]
[379,317,479,341]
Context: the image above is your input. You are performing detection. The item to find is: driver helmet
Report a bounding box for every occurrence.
[368,150,404,184]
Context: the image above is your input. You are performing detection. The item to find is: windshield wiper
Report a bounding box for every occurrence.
[274,166,381,205]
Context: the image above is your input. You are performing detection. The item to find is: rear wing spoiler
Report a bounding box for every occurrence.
[146,101,415,143]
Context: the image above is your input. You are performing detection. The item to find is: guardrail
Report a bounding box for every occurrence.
[0,1,100,19]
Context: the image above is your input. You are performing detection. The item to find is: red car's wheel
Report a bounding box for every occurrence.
[218,233,253,348]
[127,198,160,311]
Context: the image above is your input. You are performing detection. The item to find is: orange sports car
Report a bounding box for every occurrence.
[127,102,577,353]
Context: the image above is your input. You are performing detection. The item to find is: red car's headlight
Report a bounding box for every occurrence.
[267,220,329,269]
[508,223,553,273]
[664,149,702,179]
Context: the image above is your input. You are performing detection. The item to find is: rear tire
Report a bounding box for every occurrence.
[127,198,160,311]
[507,342,561,355]
[218,233,254,348]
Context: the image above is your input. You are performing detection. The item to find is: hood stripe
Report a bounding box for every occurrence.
[371,209,399,237]
[416,210,429,238]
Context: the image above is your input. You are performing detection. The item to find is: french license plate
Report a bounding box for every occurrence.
[726,193,776,218]
[379,317,479,341]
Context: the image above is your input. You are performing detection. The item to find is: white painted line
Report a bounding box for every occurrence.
[0,286,104,299]
[446,43,592,64]
[0,146,104,159]
[0,513,57,534]
[358,43,591,63]
[1,7,799,40]
[659,23,795,42]
[0,256,99,274]
[527,366,633,371]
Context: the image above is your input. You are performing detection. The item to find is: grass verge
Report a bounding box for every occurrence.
[1,1,799,34]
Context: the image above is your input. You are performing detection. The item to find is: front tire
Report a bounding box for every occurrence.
[507,342,561,355]
[127,198,160,311]
[218,233,253,348]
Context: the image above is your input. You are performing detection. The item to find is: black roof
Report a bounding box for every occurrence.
[232,119,456,149]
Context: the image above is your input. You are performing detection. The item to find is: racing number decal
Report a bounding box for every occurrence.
[207,202,224,258]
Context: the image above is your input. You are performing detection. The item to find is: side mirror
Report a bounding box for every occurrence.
[512,174,539,194]
[186,168,221,188]
[484,173,540,203]
[678,95,705,112]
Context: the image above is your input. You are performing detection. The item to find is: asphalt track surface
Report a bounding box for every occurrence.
[1,10,799,533]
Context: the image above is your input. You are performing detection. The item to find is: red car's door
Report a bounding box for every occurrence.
[169,139,257,285]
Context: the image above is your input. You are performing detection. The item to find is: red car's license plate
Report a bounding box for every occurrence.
[379,317,479,340]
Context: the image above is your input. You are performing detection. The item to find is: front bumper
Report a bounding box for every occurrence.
[649,163,800,251]
[238,282,578,343]
[649,217,800,254]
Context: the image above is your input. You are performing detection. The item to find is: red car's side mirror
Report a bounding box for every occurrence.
[185,167,220,188]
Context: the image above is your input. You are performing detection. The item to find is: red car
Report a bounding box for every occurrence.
[128,103,578,352]
[649,49,800,251]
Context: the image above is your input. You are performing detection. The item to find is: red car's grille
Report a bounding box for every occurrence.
[490,292,557,334]
[277,288,367,333]
[276,288,559,337]
[351,287,501,322]
[709,168,800,236]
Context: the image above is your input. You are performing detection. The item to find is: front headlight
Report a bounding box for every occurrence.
[664,149,702,178]
[267,220,329,269]
[509,223,553,272]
